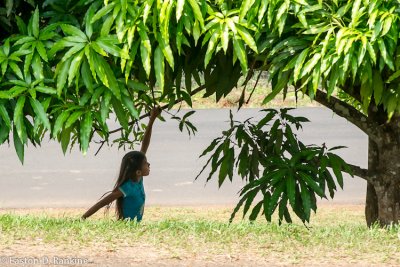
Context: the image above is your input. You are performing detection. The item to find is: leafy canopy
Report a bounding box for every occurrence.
[1,0,399,222]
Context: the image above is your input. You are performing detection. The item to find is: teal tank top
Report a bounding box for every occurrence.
[118,177,146,221]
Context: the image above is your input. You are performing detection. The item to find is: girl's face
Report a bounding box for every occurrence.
[139,157,151,177]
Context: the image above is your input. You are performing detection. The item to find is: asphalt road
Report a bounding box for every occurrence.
[0,107,368,208]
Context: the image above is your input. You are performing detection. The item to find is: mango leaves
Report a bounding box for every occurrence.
[0,0,271,164]
[260,0,400,120]
[196,109,352,224]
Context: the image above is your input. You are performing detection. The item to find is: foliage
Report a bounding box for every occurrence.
[259,0,400,120]
[1,0,399,223]
[196,108,352,224]
[1,0,398,158]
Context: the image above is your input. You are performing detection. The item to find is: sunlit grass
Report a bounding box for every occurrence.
[0,205,399,265]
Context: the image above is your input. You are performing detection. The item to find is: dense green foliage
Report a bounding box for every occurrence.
[197,109,352,224]
[1,0,399,223]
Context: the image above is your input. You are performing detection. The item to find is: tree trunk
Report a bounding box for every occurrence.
[374,179,400,226]
[365,139,379,226]
[366,136,400,227]
[365,182,379,227]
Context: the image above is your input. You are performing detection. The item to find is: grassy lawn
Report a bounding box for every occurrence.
[0,205,399,266]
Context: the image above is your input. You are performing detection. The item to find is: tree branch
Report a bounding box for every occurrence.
[109,84,206,134]
[93,84,207,155]
[347,163,371,182]
[314,89,382,140]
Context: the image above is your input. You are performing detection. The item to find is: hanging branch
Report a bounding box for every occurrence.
[93,84,206,155]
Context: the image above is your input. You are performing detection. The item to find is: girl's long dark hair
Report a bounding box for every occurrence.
[101,151,146,220]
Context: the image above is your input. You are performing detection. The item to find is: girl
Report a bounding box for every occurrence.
[81,106,161,222]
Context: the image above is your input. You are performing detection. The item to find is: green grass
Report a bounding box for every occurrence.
[0,206,399,265]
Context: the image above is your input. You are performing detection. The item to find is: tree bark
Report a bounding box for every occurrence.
[365,182,379,227]
[365,139,379,226]
[374,178,400,226]
[366,134,400,227]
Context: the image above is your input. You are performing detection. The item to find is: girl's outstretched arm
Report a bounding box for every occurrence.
[81,189,123,219]
[140,106,161,154]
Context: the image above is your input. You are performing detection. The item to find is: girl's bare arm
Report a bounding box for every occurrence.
[140,106,161,154]
[81,189,123,219]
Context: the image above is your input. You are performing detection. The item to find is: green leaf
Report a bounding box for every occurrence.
[236,24,258,52]
[121,94,139,119]
[387,70,400,83]
[80,112,92,155]
[95,54,121,100]
[286,174,296,207]
[139,24,152,78]
[91,3,116,23]
[154,46,165,92]
[61,43,86,63]
[101,15,115,37]
[221,23,229,54]
[373,70,383,105]
[301,53,321,78]
[53,111,70,138]
[29,97,51,131]
[328,153,344,189]
[156,33,175,70]
[381,16,392,36]
[258,0,268,22]
[65,110,85,129]
[48,40,75,58]
[267,181,285,216]
[32,7,40,38]
[366,43,376,65]
[81,60,94,93]
[176,0,185,20]
[56,58,72,97]
[13,126,24,164]
[31,53,43,80]
[95,38,121,57]
[60,24,87,41]
[240,0,256,21]
[294,48,310,82]
[232,37,248,76]
[84,3,96,39]
[0,118,9,144]
[60,126,72,155]
[15,15,27,34]
[187,0,204,28]
[243,187,259,218]
[299,180,311,222]
[249,201,263,221]
[378,39,394,71]
[13,96,27,143]
[68,50,84,86]
[8,62,23,79]
[351,0,362,25]
[36,41,48,62]
[204,31,220,68]
[111,97,129,131]
[85,46,97,83]
[100,91,112,124]
[0,104,11,128]
[298,172,325,198]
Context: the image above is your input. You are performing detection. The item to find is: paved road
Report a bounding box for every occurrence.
[0,107,368,208]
